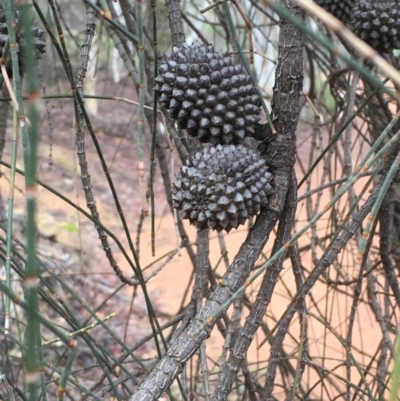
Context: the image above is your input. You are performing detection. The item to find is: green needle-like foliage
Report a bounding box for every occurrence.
[0,0,399,400]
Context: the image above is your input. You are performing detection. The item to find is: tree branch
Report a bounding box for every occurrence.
[129,207,280,401]
[379,188,400,307]
[262,177,386,399]
[165,0,185,48]
[212,171,297,401]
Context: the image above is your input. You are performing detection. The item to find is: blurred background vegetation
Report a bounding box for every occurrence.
[0,0,400,400]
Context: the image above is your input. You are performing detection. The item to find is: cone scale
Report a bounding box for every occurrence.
[0,5,46,77]
[172,144,273,233]
[155,42,262,145]
[352,0,400,52]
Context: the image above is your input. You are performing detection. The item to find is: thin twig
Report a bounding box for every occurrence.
[0,370,15,401]
[213,171,297,400]
[379,189,400,307]
[0,65,18,111]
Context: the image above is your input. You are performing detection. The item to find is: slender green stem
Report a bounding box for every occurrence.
[193,131,400,336]
[336,334,377,400]
[0,159,139,273]
[19,4,41,400]
[4,0,29,165]
[222,0,273,130]
[298,82,397,188]
[150,0,158,257]
[0,231,144,386]
[356,152,400,270]
[43,313,116,346]
[289,341,304,400]
[98,0,111,18]
[266,0,395,98]
[133,0,175,379]
[136,0,148,221]
[56,349,77,401]
[4,108,18,335]
[47,0,74,82]
[43,362,103,401]
[310,313,377,401]
[0,36,10,90]
[390,327,400,401]
[82,0,138,43]
[32,1,70,79]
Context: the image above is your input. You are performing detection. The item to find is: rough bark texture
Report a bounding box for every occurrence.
[212,172,298,401]
[165,0,185,48]
[129,1,304,400]
[0,88,10,225]
[261,179,385,399]
[210,3,305,396]
[129,210,279,401]
[262,0,304,171]
[0,88,9,162]
[193,228,210,306]
[379,189,400,307]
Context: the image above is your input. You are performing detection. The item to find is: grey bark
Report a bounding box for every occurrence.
[262,177,386,399]
[0,88,9,225]
[75,6,137,285]
[211,2,305,396]
[193,228,210,307]
[129,208,280,401]
[129,0,305,399]
[106,0,197,272]
[164,0,185,48]
[212,172,298,401]
[284,244,309,401]
[0,369,15,401]
[0,88,9,161]
[379,189,400,307]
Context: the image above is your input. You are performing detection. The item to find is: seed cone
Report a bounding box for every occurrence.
[172,144,273,232]
[0,5,46,77]
[314,0,355,24]
[154,42,262,145]
[351,0,400,52]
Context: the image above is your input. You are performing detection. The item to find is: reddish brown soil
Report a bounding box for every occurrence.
[0,73,391,399]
